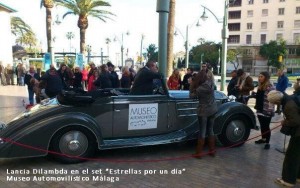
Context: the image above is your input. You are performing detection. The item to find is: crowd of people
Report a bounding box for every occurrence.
[0,59,299,186]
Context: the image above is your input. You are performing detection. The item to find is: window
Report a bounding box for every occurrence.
[279,8,285,15]
[277,21,284,28]
[297,7,300,14]
[249,0,254,4]
[247,23,253,30]
[228,35,240,44]
[246,35,252,44]
[247,10,253,17]
[295,20,300,28]
[228,23,241,31]
[260,34,267,44]
[276,33,283,41]
[294,33,300,43]
[263,0,268,3]
[261,22,267,29]
[244,49,253,56]
[289,48,297,55]
[262,9,268,16]
[279,0,285,2]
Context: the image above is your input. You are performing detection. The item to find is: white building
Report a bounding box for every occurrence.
[0,3,15,67]
[228,0,300,75]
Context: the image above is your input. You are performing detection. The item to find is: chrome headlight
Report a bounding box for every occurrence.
[0,138,4,144]
[0,121,6,131]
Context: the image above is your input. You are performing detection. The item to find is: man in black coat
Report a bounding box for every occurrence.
[107,62,120,88]
[130,61,162,95]
[227,70,238,97]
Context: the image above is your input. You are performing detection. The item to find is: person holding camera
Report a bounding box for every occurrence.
[253,72,275,150]
[268,80,300,187]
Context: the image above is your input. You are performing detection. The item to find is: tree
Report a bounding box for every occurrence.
[259,40,287,69]
[11,16,38,51]
[66,31,75,52]
[16,32,37,49]
[227,48,242,70]
[55,0,114,53]
[190,41,221,72]
[40,0,54,54]
[11,16,34,37]
[146,44,158,63]
[167,0,176,77]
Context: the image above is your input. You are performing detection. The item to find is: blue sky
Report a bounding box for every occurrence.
[1,0,223,65]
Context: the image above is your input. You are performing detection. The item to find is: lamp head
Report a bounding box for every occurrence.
[196,20,201,27]
[201,8,208,21]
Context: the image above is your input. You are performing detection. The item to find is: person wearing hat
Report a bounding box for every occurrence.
[107,62,120,88]
[268,81,300,187]
[253,71,275,150]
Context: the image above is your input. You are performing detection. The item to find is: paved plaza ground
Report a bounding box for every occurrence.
[0,85,299,188]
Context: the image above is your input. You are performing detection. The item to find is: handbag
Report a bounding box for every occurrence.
[280,126,297,136]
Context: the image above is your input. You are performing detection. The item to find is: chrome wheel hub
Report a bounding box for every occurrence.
[59,131,88,156]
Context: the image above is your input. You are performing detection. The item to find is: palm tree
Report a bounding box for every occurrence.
[167,0,176,77]
[66,31,75,52]
[11,16,34,37]
[55,0,114,54]
[40,0,55,54]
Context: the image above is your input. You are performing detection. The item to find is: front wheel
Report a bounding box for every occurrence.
[217,115,251,147]
[49,126,97,164]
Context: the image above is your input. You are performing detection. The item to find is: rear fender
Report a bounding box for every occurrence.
[0,112,102,158]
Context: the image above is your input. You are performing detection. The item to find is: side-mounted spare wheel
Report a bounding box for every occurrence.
[217,115,251,147]
[49,126,97,164]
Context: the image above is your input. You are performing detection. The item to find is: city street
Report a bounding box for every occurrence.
[0,85,299,188]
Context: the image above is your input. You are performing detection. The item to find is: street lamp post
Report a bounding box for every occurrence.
[139,34,145,68]
[201,0,234,91]
[174,21,201,69]
[86,45,92,63]
[114,32,130,67]
[218,47,221,75]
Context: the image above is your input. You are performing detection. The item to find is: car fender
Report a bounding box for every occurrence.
[0,112,103,158]
[213,102,256,135]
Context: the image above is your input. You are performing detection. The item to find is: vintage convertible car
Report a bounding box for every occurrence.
[0,84,256,163]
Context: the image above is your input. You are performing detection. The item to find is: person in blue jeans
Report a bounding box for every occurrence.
[24,66,40,105]
[276,69,289,113]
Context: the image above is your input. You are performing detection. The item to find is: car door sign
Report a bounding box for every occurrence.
[128,103,158,130]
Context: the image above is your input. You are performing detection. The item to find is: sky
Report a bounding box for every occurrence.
[1,0,224,65]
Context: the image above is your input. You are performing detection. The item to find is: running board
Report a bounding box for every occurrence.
[101,130,187,149]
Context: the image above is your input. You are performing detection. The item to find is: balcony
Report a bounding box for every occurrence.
[228,23,241,31]
[229,11,241,19]
[229,0,241,7]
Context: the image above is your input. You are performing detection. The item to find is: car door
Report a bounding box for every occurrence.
[112,95,169,138]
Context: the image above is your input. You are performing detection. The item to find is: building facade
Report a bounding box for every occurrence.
[228,0,300,75]
[0,3,16,67]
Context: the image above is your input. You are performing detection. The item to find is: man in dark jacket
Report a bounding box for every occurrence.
[182,68,193,90]
[276,69,289,93]
[40,66,63,98]
[227,70,238,97]
[130,61,162,95]
[107,62,120,88]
